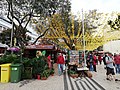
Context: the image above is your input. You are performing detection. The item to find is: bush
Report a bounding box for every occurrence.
[0,54,20,64]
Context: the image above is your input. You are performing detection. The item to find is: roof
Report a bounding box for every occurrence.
[25,44,55,50]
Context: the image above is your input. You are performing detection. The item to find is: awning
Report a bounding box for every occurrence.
[25,44,55,50]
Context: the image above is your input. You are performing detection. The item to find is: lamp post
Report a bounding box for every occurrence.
[10,0,13,47]
[10,17,14,47]
[82,9,86,66]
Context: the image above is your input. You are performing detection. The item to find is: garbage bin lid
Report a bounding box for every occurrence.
[10,63,22,67]
[0,63,11,67]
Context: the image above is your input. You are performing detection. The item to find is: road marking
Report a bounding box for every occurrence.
[64,71,105,90]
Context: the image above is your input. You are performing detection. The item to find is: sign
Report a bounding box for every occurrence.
[69,50,79,63]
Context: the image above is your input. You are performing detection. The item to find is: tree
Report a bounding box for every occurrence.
[33,9,107,50]
[0,29,11,45]
[0,28,31,46]
[59,9,105,50]
[0,0,70,48]
[32,0,72,45]
[108,15,120,30]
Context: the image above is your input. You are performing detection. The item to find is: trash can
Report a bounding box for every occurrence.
[0,63,11,83]
[10,64,22,83]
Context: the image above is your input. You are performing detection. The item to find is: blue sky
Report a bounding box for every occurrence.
[71,0,120,14]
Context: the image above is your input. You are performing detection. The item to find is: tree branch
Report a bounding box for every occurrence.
[62,37,71,49]
[32,28,49,44]
[21,13,33,24]
[0,17,12,24]
[23,10,33,30]
[6,0,21,26]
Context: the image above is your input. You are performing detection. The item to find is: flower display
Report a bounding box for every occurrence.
[8,47,20,52]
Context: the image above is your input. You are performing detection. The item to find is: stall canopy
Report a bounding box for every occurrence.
[25,44,55,50]
[25,44,66,53]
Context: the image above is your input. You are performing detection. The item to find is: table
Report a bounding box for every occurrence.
[68,62,78,71]
[77,67,89,78]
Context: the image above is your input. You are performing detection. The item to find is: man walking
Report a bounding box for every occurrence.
[114,54,120,74]
[105,53,116,81]
[57,53,65,76]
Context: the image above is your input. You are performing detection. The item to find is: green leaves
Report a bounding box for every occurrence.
[0,54,19,64]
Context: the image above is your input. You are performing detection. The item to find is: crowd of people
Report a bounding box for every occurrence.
[46,51,120,81]
[86,52,98,72]
[86,51,120,81]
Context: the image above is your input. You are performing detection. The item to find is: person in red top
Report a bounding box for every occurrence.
[47,54,52,69]
[98,55,102,65]
[57,53,65,76]
[93,54,97,72]
[114,54,120,74]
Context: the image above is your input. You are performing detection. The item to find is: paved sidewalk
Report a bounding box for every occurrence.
[0,75,64,90]
[91,63,120,90]
[0,63,120,90]
[0,63,64,90]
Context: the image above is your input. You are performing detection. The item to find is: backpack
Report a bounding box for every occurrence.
[89,55,93,63]
[103,56,107,65]
[103,56,110,65]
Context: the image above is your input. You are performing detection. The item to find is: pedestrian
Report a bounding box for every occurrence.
[47,54,52,69]
[103,53,108,69]
[89,53,94,71]
[105,53,116,81]
[86,54,90,70]
[63,54,66,70]
[93,54,97,72]
[114,54,120,74]
[65,54,68,67]
[57,53,65,76]
[98,55,102,65]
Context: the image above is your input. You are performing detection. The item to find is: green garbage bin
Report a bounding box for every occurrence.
[10,64,22,83]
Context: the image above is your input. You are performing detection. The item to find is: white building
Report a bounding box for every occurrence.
[0,17,38,43]
[103,40,120,54]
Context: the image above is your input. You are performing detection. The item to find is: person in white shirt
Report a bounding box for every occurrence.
[105,53,116,81]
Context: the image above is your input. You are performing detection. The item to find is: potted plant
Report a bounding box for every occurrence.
[32,55,48,78]
[40,70,49,80]
[68,70,78,78]
[22,58,33,79]
[37,74,41,80]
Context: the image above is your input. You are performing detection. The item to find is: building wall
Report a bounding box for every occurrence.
[103,40,120,54]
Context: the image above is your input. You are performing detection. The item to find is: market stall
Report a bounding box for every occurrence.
[68,50,90,78]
